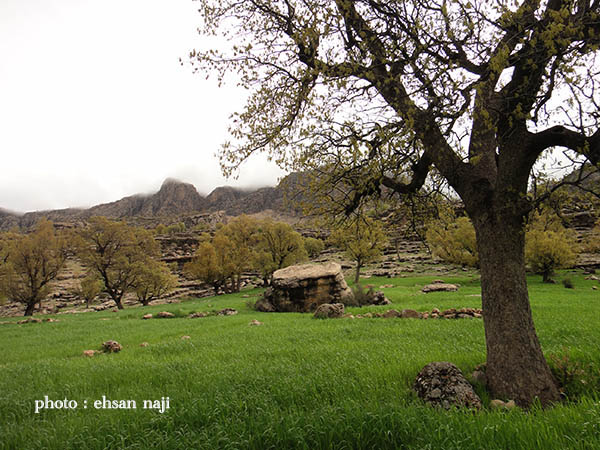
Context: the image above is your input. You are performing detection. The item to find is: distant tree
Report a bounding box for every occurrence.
[154,224,168,236]
[426,215,479,268]
[184,240,233,295]
[219,215,259,291]
[525,209,577,283]
[254,220,308,284]
[583,221,600,253]
[73,274,104,309]
[330,217,387,284]
[166,222,186,235]
[303,237,325,259]
[133,260,178,306]
[0,220,67,316]
[77,217,160,310]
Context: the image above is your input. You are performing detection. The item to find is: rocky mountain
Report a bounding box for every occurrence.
[0,174,307,230]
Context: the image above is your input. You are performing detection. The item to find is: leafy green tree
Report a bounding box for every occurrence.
[0,220,67,316]
[184,239,234,295]
[583,221,600,253]
[219,215,259,292]
[154,224,168,236]
[525,210,577,282]
[330,217,387,284]
[133,260,178,306]
[254,220,308,284]
[194,0,600,406]
[77,217,160,310]
[304,237,325,259]
[426,215,479,268]
[74,274,104,309]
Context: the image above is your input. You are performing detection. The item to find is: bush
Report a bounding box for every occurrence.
[562,278,574,289]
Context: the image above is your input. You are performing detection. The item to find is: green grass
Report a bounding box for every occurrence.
[1,272,599,449]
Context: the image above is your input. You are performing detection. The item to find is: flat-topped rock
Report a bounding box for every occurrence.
[258,262,354,312]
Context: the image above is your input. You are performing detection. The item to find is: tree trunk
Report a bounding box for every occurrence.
[114,297,124,310]
[354,262,362,284]
[24,302,36,316]
[474,213,560,407]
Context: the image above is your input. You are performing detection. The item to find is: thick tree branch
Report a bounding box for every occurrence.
[531,125,600,165]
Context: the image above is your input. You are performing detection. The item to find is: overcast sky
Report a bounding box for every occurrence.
[0,0,285,213]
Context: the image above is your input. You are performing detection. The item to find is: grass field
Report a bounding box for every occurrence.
[1,272,599,449]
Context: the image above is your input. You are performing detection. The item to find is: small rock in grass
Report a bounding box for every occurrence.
[181,335,191,340]
[401,309,421,319]
[592,286,598,291]
[142,314,153,320]
[17,318,42,324]
[44,318,59,323]
[490,399,506,409]
[189,312,208,318]
[82,350,97,357]
[249,319,263,326]
[414,362,482,410]
[383,309,401,318]
[140,342,149,347]
[505,400,516,409]
[217,308,238,316]
[102,340,122,353]
[422,283,459,293]
[313,303,345,319]
[156,311,175,319]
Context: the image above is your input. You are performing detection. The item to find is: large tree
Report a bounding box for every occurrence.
[193,1,600,406]
[77,217,160,310]
[0,220,67,316]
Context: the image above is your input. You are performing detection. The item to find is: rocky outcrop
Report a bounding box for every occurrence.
[260,262,354,312]
[414,362,482,410]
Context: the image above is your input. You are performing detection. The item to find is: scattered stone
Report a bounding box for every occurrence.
[585,275,600,281]
[379,284,394,289]
[181,335,191,340]
[401,309,421,319]
[313,303,345,319]
[217,308,238,316]
[248,319,263,326]
[44,318,59,323]
[422,283,459,293]
[432,279,445,284]
[102,340,122,353]
[383,309,401,318]
[371,291,392,305]
[142,314,153,320]
[17,317,42,324]
[261,262,354,312]
[593,286,598,291]
[82,350,97,357]
[156,311,175,319]
[140,342,149,347]
[189,312,208,318]
[414,362,482,410]
[364,313,373,318]
[490,399,506,409]
[505,400,516,409]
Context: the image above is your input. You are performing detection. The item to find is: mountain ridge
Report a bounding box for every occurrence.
[0,174,305,230]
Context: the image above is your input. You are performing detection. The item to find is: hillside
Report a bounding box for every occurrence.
[0,174,306,231]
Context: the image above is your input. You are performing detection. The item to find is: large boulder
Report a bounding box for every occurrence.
[260,262,354,312]
[414,362,481,410]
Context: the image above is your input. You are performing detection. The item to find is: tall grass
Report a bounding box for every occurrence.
[0,272,599,449]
